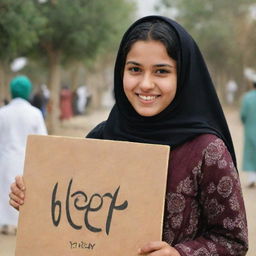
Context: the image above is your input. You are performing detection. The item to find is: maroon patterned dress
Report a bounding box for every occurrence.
[163,134,248,256]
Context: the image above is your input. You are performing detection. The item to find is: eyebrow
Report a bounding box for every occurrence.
[126,61,175,68]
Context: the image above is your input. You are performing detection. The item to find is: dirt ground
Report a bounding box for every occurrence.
[0,107,255,256]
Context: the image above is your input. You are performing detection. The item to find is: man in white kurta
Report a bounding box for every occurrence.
[0,76,47,233]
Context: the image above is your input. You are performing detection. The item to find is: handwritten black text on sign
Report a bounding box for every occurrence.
[51,179,128,235]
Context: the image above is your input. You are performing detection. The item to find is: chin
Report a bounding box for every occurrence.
[136,110,158,117]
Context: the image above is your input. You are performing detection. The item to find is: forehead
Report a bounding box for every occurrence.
[126,40,176,65]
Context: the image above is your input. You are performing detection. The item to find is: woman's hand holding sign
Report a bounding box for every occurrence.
[9,175,25,210]
[138,241,181,256]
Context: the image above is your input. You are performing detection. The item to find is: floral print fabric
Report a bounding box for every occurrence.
[163,134,248,256]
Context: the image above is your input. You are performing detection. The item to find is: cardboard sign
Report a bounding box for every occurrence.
[15,135,170,256]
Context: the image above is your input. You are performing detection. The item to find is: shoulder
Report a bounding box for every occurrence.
[0,105,8,115]
[86,121,106,139]
[189,133,221,149]
[175,134,225,158]
[199,134,232,167]
[194,134,227,155]
[190,134,236,177]
[191,134,232,164]
[26,104,44,118]
[31,105,43,114]
[173,134,238,191]
[172,134,232,170]
[244,90,256,100]
[0,104,14,118]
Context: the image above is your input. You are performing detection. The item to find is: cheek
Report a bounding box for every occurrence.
[123,75,130,99]
[161,80,177,94]
[123,73,135,94]
[161,79,177,102]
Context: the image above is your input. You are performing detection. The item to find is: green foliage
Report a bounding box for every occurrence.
[81,0,135,68]
[157,0,256,81]
[34,0,135,63]
[0,0,135,65]
[0,0,46,61]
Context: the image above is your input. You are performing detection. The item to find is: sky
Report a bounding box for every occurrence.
[134,0,178,20]
[135,0,159,18]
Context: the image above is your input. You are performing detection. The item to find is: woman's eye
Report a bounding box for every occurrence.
[155,69,170,74]
[129,67,141,72]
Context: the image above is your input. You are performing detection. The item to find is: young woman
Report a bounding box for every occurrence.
[10,16,248,255]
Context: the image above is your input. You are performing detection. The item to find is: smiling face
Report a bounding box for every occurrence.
[123,40,177,117]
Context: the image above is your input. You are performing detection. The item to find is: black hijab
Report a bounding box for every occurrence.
[88,15,237,167]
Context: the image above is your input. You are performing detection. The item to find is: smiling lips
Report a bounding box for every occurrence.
[137,94,159,101]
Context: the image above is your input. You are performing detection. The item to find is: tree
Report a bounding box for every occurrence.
[31,0,135,133]
[156,0,256,103]
[0,0,46,101]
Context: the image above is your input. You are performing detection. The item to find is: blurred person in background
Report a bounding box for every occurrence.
[0,98,9,107]
[41,84,50,118]
[31,87,45,116]
[59,85,73,120]
[0,75,47,235]
[240,81,256,188]
[31,84,50,119]
[76,85,92,115]
[226,80,237,105]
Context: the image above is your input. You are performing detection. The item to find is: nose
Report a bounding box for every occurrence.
[139,73,155,91]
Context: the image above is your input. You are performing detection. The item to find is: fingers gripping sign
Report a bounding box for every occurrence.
[138,241,181,256]
[16,175,26,191]
[9,175,26,210]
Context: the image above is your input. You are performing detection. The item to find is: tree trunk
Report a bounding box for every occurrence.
[233,60,246,105]
[0,62,6,104]
[215,72,228,106]
[87,73,102,109]
[0,61,11,104]
[70,61,81,92]
[47,50,61,134]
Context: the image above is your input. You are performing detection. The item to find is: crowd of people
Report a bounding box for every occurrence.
[29,84,92,121]
[59,85,91,120]
[0,14,255,256]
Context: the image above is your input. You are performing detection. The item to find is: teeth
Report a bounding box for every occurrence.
[139,95,157,101]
